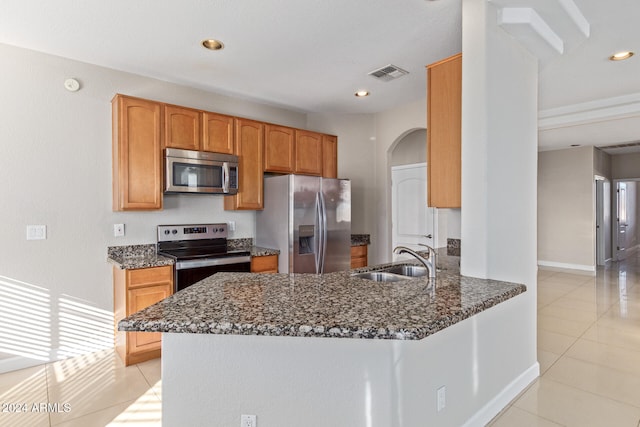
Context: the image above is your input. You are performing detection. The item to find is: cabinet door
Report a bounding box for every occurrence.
[264,124,295,173]
[225,118,264,210]
[127,283,172,353]
[202,112,234,154]
[350,245,368,268]
[164,104,201,151]
[294,130,323,176]
[112,95,163,211]
[427,53,461,208]
[322,134,338,178]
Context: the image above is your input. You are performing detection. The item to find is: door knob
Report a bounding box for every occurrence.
[423,234,433,239]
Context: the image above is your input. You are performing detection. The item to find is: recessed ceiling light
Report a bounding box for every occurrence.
[609,51,634,61]
[570,144,581,147]
[355,90,370,97]
[201,39,224,51]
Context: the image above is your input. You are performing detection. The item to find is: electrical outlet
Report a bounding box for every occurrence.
[228,220,236,232]
[26,225,47,240]
[437,386,446,412]
[240,414,256,427]
[114,223,125,237]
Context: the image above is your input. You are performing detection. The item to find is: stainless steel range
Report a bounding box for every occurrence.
[157,223,251,292]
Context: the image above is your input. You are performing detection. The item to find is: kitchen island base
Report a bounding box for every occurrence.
[161,293,537,427]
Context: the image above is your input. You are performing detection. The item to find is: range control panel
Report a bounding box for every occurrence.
[157,223,228,242]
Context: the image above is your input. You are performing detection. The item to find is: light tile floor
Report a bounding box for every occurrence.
[2,257,640,426]
[490,255,640,427]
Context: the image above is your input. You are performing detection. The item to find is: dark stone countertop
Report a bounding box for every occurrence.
[351,234,370,246]
[118,261,525,341]
[108,242,280,269]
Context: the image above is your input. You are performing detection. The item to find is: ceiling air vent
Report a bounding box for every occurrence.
[368,64,409,82]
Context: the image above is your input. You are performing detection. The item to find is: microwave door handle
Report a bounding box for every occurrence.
[222,162,229,193]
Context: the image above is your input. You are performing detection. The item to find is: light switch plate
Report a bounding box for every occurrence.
[228,220,236,232]
[26,225,47,240]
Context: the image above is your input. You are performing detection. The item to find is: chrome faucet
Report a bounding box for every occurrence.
[393,245,437,279]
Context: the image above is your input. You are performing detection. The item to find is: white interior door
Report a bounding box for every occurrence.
[391,163,436,261]
[617,182,628,260]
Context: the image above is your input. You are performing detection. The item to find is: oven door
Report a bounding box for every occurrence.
[175,256,251,292]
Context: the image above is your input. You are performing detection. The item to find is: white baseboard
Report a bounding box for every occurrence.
[0,355,48,374]
[538,260,595,275]
[462,362,540,427]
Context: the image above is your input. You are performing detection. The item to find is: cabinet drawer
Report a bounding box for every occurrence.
[350,245,367,258]
[251,255,279,273]
[127,265,173,288]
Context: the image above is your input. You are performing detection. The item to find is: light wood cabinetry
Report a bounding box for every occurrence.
[114,265,173,366]
[112,94,339,211]
[164,104,201,151]
[224,118,265,210]
[202,111,235,154]
[427,53,462,208]
[350,245,368,268]
[322,134,338,178]
[250,255,279,273]
[294,130,323,176]
[264,124,295,173]
[112,94,163,211]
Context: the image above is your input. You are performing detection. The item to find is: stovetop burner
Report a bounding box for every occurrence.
[157,223,249,260]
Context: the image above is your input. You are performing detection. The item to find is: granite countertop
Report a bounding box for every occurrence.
[351,234,370,246]
[118,263,525,341]
[108,244,175,269]
[108,242,280,269]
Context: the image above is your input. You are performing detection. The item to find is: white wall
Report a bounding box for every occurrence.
[0,42,320,372]
[538,146,595,271]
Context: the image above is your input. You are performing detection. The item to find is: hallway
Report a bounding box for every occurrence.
[491,255,640,426]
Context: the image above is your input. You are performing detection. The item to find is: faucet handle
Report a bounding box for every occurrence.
[417,243,436,256]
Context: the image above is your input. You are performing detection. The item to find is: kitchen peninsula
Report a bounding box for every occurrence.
[119,265,526,426]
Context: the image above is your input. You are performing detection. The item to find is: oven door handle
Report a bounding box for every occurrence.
[175,255,251,270]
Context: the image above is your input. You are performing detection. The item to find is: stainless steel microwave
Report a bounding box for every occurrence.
[164,148,239,194]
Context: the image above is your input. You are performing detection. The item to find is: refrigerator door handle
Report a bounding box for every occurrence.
[314,192,322,274]
[319,191,328,274]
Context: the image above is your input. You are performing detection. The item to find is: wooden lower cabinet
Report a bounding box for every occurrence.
[350,245,368,268]
[251,255,279,273]
[114,265,173,366]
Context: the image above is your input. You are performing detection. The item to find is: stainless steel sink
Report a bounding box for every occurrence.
[351,271,410,282]
[380,265,429,277]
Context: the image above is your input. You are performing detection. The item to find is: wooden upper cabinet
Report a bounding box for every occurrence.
[202,112,234,154]
[294,130,323,176]
[264,124,295,173]
[164,104,201,151]
[322,134,338,178]
[112,94,163,211]
[224,118,264,210]
[427,53,461,208]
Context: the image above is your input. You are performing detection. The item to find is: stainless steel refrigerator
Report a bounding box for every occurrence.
[256,174,351,274]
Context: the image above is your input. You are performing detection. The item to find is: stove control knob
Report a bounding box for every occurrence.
[212,227,218,233]
[172,229,178,234]
[164,230,170,235]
